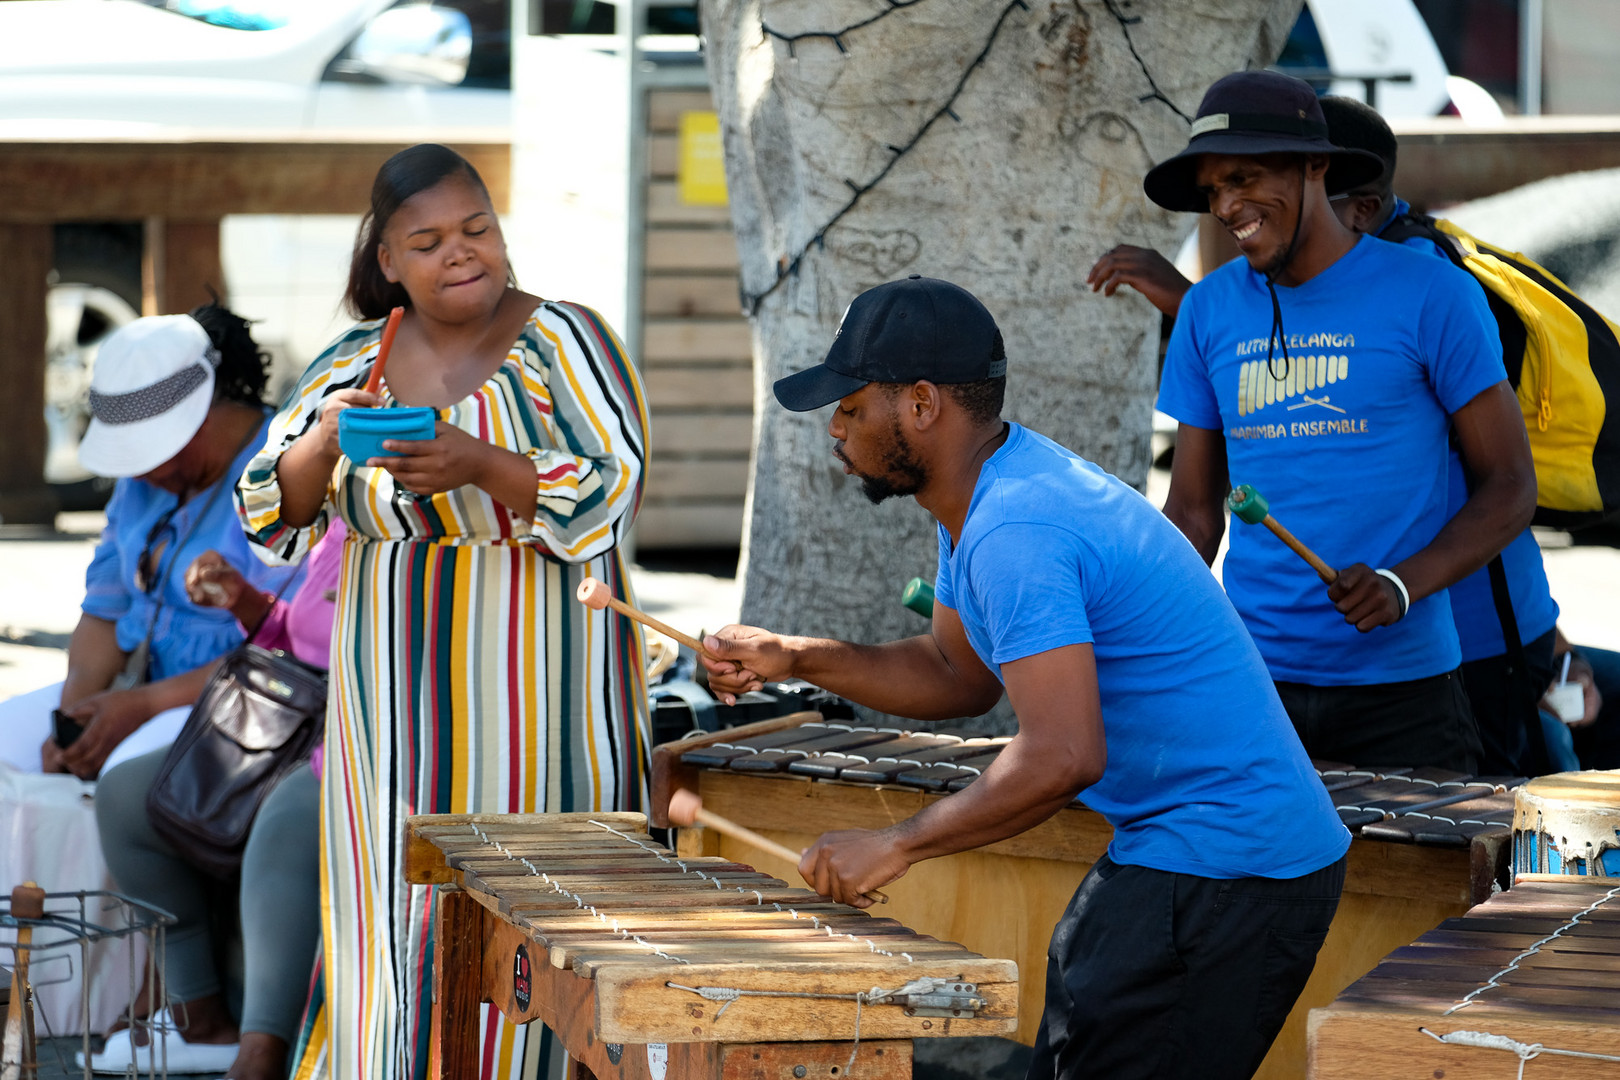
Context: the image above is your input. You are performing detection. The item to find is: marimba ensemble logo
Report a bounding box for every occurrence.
[512,944,532,1010]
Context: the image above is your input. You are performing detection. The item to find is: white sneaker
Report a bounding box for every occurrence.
[77,1009,240,1075]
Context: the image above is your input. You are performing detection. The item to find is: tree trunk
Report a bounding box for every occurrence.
[703,0,1300,728]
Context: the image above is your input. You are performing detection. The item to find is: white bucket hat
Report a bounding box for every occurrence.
[78,314,219,478]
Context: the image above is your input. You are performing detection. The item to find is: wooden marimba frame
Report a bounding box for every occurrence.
[1308,878,1620,1078]
[404,811,1018,1080]
[651,713,1522,1080]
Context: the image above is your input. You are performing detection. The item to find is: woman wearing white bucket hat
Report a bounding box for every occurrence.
[0,305,294,780]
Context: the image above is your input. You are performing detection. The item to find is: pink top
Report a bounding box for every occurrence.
[241,519,344,777]
[248,519,344,669]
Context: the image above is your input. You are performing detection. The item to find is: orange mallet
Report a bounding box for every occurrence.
[575,577,715,660]
[362,306,405,395]
[1227,484,1338,584]
[666,788,889,905]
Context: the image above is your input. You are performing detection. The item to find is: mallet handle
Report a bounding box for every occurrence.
[1262,516,1338,584]
[691,806,889,905]
[363,306,405,395]
[596,593,715,659]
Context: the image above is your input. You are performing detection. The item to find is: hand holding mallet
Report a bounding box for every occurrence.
[575,577,716,660]
[1227,484,1339,584]
[666,788,889,904]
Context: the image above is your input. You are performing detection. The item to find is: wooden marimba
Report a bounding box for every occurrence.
[1308,879,1620,1078]
[650,713,1524,1080]
[403,811,1018,1080]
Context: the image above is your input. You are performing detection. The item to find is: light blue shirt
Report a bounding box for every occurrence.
[934,424,1349,880]
[82,415,296,680]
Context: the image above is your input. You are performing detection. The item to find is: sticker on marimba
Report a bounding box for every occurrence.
[648,1043,668,1079]
[512,945,532,1011]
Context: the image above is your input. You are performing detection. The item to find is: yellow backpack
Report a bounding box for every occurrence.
[1384,212,1619,530]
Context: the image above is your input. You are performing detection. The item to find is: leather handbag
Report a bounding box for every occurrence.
[145,642,327,878]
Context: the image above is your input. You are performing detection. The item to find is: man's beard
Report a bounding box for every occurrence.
[855,415,927,505]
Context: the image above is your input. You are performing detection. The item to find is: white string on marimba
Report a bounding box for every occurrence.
[583,819,917,962]
[465,823,694,964]
[1419,1027,1620,1080]
[1443,884,1620,1016]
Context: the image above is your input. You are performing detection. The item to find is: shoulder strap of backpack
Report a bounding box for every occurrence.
[1380,210,1470,270]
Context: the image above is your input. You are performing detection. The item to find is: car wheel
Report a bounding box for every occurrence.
[44,282,141,508]
[46,226,144,510]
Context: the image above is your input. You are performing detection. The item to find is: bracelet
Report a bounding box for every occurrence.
[1374,568,1410,621]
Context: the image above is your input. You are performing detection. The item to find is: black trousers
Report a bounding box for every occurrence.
[1026,853,1346,1080]
[1459,627,1558,776]
[1274,670,1482,771]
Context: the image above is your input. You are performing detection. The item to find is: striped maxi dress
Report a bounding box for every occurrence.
[236,301,651,1080]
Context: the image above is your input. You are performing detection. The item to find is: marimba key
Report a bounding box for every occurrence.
[726,727,902,772]
[677,724,849,768]
[1359,794,1516,845]
[835,740,1009,784]
[1330,772,1495,828]
[785,732,967,779]
[894,750,1006,792]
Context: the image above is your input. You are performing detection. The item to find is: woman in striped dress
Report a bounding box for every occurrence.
[236,144,650,1080]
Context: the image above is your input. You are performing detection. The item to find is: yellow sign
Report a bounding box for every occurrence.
[678,111,729,206]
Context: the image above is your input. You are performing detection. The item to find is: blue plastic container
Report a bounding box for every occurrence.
[338,406,437,463]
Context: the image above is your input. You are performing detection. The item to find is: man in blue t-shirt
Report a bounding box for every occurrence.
[1089,91,1560,776]
[701,275,1349,1079]
[1133,72,1536,770]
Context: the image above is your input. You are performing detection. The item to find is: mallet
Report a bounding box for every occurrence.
[666,788,889,904]
[362,306,406,395]
[2,882,45,1076]
[575,577,715,660]
[1227,484,1338,584]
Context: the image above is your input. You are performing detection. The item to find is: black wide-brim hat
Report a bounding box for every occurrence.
[1144,71,1386,213]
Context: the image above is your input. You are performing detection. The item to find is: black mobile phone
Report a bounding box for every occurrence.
[51,708,83,748]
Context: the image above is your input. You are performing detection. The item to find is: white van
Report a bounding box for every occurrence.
[0,0,510,503]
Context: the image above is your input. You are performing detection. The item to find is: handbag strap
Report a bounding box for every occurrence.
[242,559,305,648]
[134,420,264,655]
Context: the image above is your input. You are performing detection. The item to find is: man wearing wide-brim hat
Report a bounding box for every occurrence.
[1147,71,1535,772]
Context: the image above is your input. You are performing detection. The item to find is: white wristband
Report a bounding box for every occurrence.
[1374,568,1410,621]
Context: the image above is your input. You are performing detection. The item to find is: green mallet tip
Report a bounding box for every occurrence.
[1228,483,1270,525]
[901,577,935,618]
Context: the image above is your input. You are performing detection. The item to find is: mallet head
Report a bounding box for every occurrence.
[576,577,611,610]
[1227,483,1270,525]
[666,788,703,828]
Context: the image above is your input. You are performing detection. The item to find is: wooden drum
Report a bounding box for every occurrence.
[1513,770,1620,878]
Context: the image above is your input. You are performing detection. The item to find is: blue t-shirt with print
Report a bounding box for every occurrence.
[934,423,1349,880]
[1375,201,1561,660]
[1157,235,1508,685]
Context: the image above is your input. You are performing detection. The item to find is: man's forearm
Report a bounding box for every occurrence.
[61,615,126,708]
[890,733,1096,862]
[788,635,1002,721]
[1394,471,1535,603]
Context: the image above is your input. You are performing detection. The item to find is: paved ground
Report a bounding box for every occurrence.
[6,502,1620,701]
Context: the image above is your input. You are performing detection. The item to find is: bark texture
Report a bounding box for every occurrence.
[703,0,1301,728]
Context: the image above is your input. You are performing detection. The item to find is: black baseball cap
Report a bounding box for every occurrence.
[1143,70,1385,213]
[773,276,1005,412]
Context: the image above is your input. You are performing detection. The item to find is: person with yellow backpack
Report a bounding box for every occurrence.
[1089,92,1618,776]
